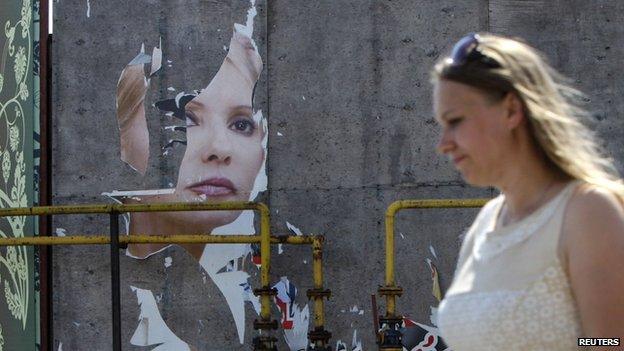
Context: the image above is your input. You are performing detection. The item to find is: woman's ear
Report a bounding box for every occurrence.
[504,92,525,130]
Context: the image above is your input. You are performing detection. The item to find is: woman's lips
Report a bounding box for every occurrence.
[187,177,236,197]
[452,156,466,165]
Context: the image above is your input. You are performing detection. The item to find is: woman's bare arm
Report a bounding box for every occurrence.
[564,186,624,347]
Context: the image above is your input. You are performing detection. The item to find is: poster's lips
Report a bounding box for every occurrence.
[187,177,236,196]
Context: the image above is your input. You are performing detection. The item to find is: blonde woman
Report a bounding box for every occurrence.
[432,33,624,350]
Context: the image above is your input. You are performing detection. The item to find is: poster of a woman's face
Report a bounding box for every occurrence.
[104,3,288,348]
[172,30,265,227]
[111,26,267,259]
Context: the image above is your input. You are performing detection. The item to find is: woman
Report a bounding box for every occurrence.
[115,29,266,260]
[433,33,624,350]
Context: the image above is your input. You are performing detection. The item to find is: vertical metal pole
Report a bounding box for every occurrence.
[312,237,324,329]
[385,206,396,316]
[259,207,271,321]
[110,212,121,351]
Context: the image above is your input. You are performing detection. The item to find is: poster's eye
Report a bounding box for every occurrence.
[230,118,255,135]
[185,112,198,127]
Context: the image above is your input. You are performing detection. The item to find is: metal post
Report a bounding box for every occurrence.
[110,212,121,351]
[253,204,278,350]
[307,235,332,350]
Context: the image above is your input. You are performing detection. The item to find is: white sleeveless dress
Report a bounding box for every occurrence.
[437,181,583,351]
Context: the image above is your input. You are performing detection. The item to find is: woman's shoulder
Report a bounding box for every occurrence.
[566,182,623,223]
[563,181,624,248]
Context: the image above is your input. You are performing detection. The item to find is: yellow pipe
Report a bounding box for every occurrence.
[384,198,488,316]
[312,236,324,328]
[0,201,265,216]
[0,201,326,341]
[0,235,316,246]
[257,203,272,323]
[0,201,278,329]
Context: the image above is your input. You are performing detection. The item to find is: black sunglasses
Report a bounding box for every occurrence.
[446,33,501,69]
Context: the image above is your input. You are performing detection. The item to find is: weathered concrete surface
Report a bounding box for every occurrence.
[266,0,489,343]
[51,0,624,349]
[488,0,624,173]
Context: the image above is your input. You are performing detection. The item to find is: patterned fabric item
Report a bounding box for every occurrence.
[437,182,583,351]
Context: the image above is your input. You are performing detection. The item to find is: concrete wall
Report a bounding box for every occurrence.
[51,0,624,349]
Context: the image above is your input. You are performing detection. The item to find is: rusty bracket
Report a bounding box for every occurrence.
[377,316,403,350]
[306,288,331,300]
[308,327,332,343]
[377,285,403,297]
[253,318,279,330]
[253,286,278,297]
[252,335,278,351]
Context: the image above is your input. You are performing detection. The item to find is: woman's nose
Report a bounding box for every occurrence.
[201,129,232,165]
[436,128,454,155]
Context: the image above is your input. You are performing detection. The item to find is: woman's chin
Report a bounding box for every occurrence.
[176,190,239,203]
[461,174,491,188]
[174,210,242,229]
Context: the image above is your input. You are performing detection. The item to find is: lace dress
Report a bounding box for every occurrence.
[437,182,583,351]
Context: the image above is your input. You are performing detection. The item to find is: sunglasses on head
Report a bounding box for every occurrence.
[446,33,501,69]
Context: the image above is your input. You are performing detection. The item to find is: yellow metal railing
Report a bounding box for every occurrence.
[377,198,488,350]
[0,202,331,350]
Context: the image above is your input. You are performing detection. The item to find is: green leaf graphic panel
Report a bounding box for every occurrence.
[0,0,38,349]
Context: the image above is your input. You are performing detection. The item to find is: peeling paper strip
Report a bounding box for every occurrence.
[286,221,304,236]
[129,286,190,350]
[86,0,90,18]
[426,258,442,302]
[242,281,261,314]
[209,270,251,343]
[234,0,257,41]
[336,340,347,351]
[283,304,309,351]
[272,277,310,350]
[199,216,256,344]
[429,306,439,327]
[402,319,448,351]
[150,40,162,76]
[351,329,362,351]
[128,44,151,66]
[429,245,438,260]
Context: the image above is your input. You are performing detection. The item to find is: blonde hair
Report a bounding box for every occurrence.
[432,33,624,198]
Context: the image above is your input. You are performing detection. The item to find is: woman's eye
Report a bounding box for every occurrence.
[185,113,198,127]
[230,118,255,135]
[447,118,462,127]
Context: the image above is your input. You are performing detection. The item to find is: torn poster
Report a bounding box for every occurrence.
[272,277,310,350]
[150,39,162,76]
[111,0,269,347]
[401,317,450,351]
[426,258,442,302]
[129,286,190,351]
[116,46,150,175]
